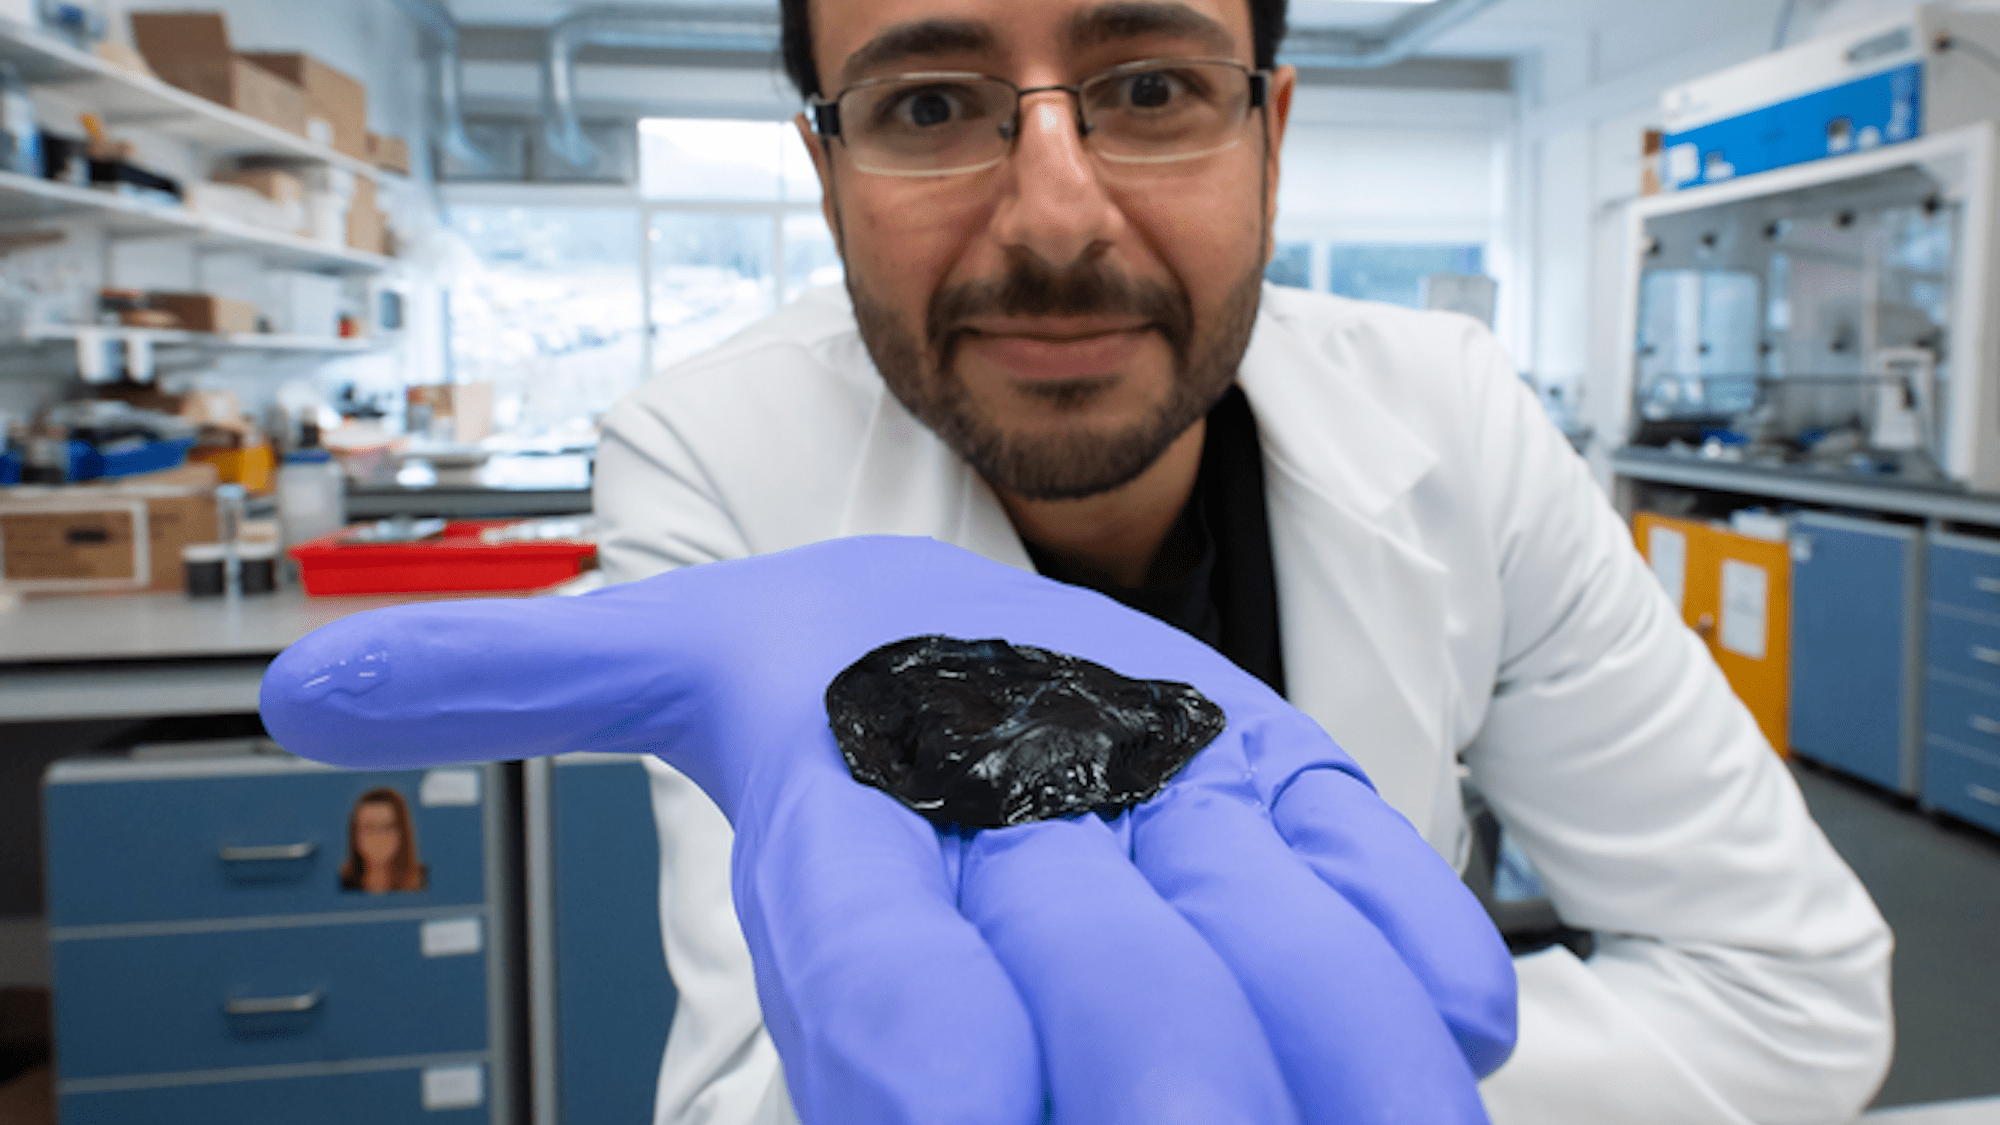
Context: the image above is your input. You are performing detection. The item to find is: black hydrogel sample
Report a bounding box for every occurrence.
[825,635,1227,830]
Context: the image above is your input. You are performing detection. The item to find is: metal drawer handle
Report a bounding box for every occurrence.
[1977,577,2000,596]
[219,843,317,862]
[1970,784,2000,808]
[1973,647,2000,667]
[224,990,323,1016]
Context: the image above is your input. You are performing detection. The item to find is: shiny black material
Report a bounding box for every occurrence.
[826,635,1227,829]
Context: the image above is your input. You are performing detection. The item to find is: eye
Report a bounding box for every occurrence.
[1102,67,1207,112]
[1127,71,1177,108]
[874,83,984,131]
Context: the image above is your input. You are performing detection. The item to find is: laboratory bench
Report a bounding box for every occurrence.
[0,582,673,1125]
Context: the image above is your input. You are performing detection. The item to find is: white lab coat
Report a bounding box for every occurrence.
[594,283,1893,1125]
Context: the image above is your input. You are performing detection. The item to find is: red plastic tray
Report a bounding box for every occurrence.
[289,520,597,596]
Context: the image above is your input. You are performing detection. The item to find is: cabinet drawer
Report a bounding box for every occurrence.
[1924,608,2000,692]
[45,759,488,927]
[60,1062,490,1125]
[1929,538,2000,616]
[1922,739,2000,835]
[52,915,490,1079]
[1923,676,2000,757]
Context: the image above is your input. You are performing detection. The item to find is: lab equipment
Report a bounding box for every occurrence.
[238,539,278,594]
[287,519,594,596]
[277,438,344,548]
[1659,5,2000,190]
[261,535,1515,1125]
[1622,121,2000,491]
[180,541,226,597]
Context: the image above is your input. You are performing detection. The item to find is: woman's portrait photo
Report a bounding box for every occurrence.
[339,787,429,894]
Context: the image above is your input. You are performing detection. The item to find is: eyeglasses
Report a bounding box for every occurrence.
[811,57,1269,178]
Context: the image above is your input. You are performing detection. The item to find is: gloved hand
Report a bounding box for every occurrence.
[262,535,1514,1125]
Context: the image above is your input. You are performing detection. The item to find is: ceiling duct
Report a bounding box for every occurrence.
[1278,0,1500,69]
[542,5,781,168]
[384,0,490,170]
[535,0,1499,167]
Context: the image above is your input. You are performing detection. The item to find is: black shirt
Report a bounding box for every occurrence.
[1024,386,1286,695]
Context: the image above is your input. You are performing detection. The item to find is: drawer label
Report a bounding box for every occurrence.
[422,1063,485,1110]
[420,768,481,808]
[421,916,483,958]
[1648,525,1687,612]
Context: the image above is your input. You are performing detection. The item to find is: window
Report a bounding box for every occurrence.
[443,119,843,441]
[1266,241,1487,310]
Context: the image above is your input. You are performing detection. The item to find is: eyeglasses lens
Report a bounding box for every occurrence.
[839,61,1252,177]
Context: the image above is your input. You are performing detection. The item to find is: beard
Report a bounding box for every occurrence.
[849,252,1264,502]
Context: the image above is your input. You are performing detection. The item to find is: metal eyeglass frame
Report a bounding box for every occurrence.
[809,56,1270,177]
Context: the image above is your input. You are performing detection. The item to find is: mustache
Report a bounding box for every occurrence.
[926,255,1193,361]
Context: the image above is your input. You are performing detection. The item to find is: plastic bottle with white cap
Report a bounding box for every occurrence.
[277,421,345,548]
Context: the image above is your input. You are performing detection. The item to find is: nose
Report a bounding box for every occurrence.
[988,91,1125,268]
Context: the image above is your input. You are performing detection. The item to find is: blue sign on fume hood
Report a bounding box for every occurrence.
[1662,61,1924,189]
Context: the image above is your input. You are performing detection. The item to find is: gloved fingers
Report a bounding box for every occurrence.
[1132,783,1493,1125]
[957,813,1299,1125]
[1269,766,1518,1077]
[259,592,719,771]
[731,759,1043,1125]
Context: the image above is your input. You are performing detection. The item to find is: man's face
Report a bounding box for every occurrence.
[802,0,1294,501]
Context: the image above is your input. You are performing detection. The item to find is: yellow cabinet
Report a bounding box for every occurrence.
[1632,512,1792,756]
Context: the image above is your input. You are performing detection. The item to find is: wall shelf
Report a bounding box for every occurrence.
[0,18,400,182]
[0,170,391,273]
[24,323,385,354]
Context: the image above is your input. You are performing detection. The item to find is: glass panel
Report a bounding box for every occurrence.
[641,119,787,201]
[1634,269,1762,420]
[781,125,824,203]
[1265,241,1310,289]
[649,212,777,370]
[1325,244,1485,309]
[445,206,644,441]
[783,211,843,303]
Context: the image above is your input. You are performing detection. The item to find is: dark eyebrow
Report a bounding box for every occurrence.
[1066,2,1236,56]
[839,19,998,87]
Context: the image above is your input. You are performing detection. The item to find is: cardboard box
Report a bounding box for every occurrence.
[241,52,367,161]
[366,132,409,175]
[149,292,260,334]
[130,13,307,136]
[345,175,388,256]
[212,167,305,207]
[87,464,223,592]
[0,500,150,591]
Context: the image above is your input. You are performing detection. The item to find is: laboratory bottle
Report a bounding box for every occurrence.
[278,447,345,547]
[0,63,40,176]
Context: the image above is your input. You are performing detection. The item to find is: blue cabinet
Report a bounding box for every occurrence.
[44,753,514,1125]
[530,753,677,1125]
[1927,534,2000,833]
[1789,513,1922,793]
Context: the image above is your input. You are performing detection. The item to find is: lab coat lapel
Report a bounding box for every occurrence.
[1238,314,1457,842]
[836,384,1031,571]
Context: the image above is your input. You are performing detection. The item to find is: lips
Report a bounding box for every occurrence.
[957,326,1152,381]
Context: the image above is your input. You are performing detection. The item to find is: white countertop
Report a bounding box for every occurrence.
[0,585,519,665]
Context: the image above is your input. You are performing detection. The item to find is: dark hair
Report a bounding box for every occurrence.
[779,0,1289,99]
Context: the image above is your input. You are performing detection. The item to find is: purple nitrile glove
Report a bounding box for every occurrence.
[261,535,1514,1125]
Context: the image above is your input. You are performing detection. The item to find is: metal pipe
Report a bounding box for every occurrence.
[1277,0,1502,70]
[384,0,490,170]
[542,5,781,168]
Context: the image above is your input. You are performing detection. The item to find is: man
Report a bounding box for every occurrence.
[594,0,1894,1121]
